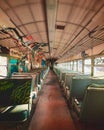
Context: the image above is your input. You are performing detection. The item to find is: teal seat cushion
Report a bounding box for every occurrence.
[0,104,29,122]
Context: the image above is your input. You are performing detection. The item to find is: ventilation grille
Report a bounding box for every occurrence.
[55,25,65,30]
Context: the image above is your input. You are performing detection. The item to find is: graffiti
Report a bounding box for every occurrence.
[94,57,104,65]
[0,81,13,90]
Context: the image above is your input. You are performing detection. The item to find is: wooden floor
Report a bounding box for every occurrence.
[28,70,76,130]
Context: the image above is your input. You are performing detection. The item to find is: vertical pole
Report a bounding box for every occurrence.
[82,58,84,74]
[76,60,77,71]
[70,61,71,70]
[91,56,94,76]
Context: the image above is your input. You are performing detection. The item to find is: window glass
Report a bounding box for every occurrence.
[67,62,71,70]
[94,56,104,76]
[78,60,82,73]
[84,59,91,75]
[56,62,71,71]
[69,61,72,70]
[0,56,8,78]
[73,61,77,71]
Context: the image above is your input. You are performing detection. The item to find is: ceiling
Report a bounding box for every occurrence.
[0,0,104,62]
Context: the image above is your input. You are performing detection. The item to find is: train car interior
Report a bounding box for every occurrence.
[0,0,104,130]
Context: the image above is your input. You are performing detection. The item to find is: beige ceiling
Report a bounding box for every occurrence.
[0,0,104,61]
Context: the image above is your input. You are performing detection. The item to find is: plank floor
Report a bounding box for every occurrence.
[28,70,76,130]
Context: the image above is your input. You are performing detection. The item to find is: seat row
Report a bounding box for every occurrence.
[54,67,104,124]
[0,67,49,129]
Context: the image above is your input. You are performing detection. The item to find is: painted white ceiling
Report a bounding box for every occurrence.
[0,0,104,61]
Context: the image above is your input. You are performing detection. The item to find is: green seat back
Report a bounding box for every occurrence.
[70,78,91,100]
[80,84,104,123]
[65,74,77,89]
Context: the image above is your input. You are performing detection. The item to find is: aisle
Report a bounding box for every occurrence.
[28,70,76,130]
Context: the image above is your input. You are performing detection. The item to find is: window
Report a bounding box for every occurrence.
[73,61,77,71]
[94,56,104,76]
[0,56,8,78]
[84,59,91,75]
[78,60,82,73]
[56,62,71,71]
